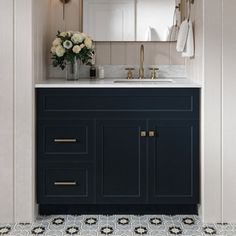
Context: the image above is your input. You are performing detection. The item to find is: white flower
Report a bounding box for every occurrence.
[52,38,62,46]
[71,33,84,44]
[59,31,67,37]
[72,45,81,54]
[67,31,73,37]
[63,40,73,49]
[84,37,92,49]
[51,46,57,54]
[80,44,85,49]
[55,46,65,57]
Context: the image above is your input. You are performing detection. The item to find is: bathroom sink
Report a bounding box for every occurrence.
[113,79,174,83]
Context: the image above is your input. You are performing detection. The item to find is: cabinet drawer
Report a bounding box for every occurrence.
[37,89,199,119]
[37,120,94,161]
[37,164,94,204]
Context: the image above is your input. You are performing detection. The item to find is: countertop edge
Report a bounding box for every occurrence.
[35,84,202,88]
[34,78,202,88]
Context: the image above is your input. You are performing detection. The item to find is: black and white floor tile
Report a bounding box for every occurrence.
[0,215,235,235]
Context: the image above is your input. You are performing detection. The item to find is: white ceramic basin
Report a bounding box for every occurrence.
[113,79,174,83]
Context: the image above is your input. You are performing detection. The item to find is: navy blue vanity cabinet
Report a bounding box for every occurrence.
[148,120,199,204]
[37,88,200,213]
[96,120,147,204]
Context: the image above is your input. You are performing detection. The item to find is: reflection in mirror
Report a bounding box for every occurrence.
[83,0,182,42]
[83,0,135,41]
[136,0,177,41]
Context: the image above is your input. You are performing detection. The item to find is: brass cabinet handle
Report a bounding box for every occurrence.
[54,181,77,186]
[148,131,156,137]
[140,131,147,137]
[54,139,77,143]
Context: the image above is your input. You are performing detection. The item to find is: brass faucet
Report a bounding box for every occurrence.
[139,44,145,79]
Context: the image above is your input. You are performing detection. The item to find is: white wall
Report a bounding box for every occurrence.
[188,0,223,223]
[202,0,236,223]
[0,0,35,223]
[0,0,14,223]
[188,0,236,223]
[14,0,35,223]
[0,0,49,223]
[202,0,223,223]
[222,0,236,223]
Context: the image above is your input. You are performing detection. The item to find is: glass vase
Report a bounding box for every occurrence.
[66,57,80,81]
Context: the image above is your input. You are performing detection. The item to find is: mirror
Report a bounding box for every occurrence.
[83,0,182,42]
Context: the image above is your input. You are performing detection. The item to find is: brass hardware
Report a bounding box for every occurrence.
[149,68,159,80]
[139,45,145,79]
[54,181,77,186]
[54,139,77,143]
[140,131,147,137]
[125,68,135,79]
[148,131,156,137]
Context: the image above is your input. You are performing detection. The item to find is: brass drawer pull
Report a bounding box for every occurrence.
[140,131,147,137]
[54,139,77,143]
[148,131,156,137]
[54,181,77,186]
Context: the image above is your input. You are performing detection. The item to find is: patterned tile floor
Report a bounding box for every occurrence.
[0,215,235,236]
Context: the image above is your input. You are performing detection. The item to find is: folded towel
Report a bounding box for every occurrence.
[176,19,189,52]
[145,26,152,41]
[182,20,194,57]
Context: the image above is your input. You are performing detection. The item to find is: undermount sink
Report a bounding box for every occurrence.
[113,78,174,83]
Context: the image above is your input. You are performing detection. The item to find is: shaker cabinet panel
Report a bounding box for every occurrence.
[96,120,147,203]
[37,120,94,161]
[37,88,199,119]
[37,163,94,204]
[148,120,199,204]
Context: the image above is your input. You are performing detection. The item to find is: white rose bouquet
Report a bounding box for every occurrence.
[51,31,94,70]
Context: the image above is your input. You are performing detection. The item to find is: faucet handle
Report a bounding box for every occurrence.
[125,68,135,79]
[149,67,159,80]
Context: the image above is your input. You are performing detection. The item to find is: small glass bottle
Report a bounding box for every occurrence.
[98,66,105,79]
[90,52,96,79]
[90,65,96,79]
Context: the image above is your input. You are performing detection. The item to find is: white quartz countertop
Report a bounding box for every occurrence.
[35,77,202,88]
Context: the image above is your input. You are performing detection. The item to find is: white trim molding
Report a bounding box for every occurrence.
[14,0,35,223]
[0,0,36,223]
[0,0,15,223]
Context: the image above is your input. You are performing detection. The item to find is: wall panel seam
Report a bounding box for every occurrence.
[13,0,16,223]
[221,0,224,223]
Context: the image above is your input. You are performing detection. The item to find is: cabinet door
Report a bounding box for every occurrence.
[148,120,199,204]
[96,120,147,204]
